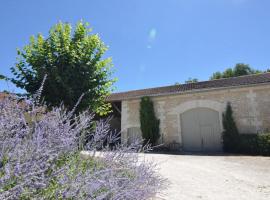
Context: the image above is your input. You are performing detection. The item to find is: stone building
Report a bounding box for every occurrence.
[109,73,270,151]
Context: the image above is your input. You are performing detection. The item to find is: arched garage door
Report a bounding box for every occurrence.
[180,108,222,152]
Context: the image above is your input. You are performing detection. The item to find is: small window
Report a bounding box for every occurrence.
[127,127,142,144]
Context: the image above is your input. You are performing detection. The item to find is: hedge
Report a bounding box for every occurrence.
[237,133,270,156]
[257,134,270,156]
[222,102,270,156]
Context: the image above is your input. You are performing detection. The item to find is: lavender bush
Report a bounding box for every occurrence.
[0,90,165,199]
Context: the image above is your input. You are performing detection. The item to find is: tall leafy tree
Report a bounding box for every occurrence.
[210,63,261,80]
[140,97,160,145]
[7,21,115,114]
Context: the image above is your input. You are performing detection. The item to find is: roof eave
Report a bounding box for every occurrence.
[107,82,270,102]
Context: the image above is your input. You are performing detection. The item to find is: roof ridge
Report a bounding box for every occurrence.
[112,72,270,95]
[111,84,176,95]
[202,71,270,82]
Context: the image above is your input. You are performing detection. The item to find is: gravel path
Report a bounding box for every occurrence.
[144,153,270,200]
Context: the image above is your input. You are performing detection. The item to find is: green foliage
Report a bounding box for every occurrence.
[210,63,262,80]
[140,97,160,145]
[222,102,239,153]
[7,21,115,114]
[237,134,270,156]
[21,152,140,199]
[27,152,105,199]
[222,103,270,155]
[238,134,259,155]
[185,78,198,84]
[257,134,270,156]
[0,74,6,80]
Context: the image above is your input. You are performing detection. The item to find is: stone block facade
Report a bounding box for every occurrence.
[120,84,270,146]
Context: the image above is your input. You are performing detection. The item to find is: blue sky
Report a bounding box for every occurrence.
[0,0,270,93]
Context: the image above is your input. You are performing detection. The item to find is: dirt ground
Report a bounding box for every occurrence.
[144,153,270,200]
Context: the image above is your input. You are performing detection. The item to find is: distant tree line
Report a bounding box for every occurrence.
[183,63,269,84]
[185,78,198,84]
[210,63,269,80]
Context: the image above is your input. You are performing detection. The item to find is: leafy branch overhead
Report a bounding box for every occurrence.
[0,75,6,80]
[8,21,116,114]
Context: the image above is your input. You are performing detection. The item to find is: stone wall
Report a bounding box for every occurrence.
[120,84,270,146]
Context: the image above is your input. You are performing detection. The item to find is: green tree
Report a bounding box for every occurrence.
[6,21,115,114]
[222,102,239,153]
[222,68,234,78]
[210,63,261,80]
[185,78,198,84]
[210,71,222,80]
[140,97,160,145]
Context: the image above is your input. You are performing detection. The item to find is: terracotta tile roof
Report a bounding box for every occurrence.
[107,73,270,101]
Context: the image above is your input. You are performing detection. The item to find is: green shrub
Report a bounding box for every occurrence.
[222,103,270,156]
[238,134,259,155]
[235,134,270,156]
[257,134,270,156]
[140,96,160,145]
[222,102,239,153]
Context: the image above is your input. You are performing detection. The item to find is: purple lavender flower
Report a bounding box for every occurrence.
[0,85,165,199]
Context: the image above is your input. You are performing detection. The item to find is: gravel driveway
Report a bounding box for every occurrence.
[144,153,270,200]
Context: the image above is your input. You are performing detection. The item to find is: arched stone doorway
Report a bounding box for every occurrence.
[181,107,222,151]
[168,99,225,151]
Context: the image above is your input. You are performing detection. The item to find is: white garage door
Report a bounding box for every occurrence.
[180,108,222,152]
